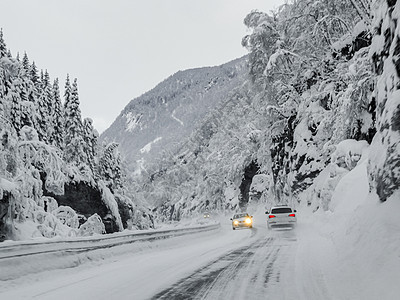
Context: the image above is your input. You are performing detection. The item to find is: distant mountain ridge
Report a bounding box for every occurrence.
[100,56,248,173]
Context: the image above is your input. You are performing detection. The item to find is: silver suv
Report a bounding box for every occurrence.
[266,206,297,229]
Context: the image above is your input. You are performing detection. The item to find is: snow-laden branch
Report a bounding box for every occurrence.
[266,105,291,118]
[312,15,352,45]
[264,48,300,74]
[18,139,65,194]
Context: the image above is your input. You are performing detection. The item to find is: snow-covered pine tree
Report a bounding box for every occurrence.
[22,52,29,73]
[63,74,71,110]
[7,77,23,133]
[98,142,122,193]
[50,78,64,150]
[83,117,99,173]
[0,29,7,58]
[29,61,39,87]
[36,70,53,142]
[27,61,41,131]
[18,54,36,129]
[63,77,86,167]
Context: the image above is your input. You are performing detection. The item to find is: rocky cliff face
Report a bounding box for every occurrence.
[100,56,248,174]
[43,182,118,233]
[0,190,12,241]
[369,0,400,201]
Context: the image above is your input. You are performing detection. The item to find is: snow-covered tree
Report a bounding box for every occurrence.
[22,52,29,73]
[7,77,23,133]
[83,117,99,172]
[0,29,7,58]
[49,78,64,150]
[29,61,39,87]
[98,142,122,192]
[63,77,86,166]
[36,70,53,142]
[0,29,152,240]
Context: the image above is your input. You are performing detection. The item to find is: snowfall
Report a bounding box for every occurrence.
[0,157,399,300]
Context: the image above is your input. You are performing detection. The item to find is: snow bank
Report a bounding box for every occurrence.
[329,160,369,213]
[78,213,105,236]
[331,139,369,170]
[298,155,400,298]
[300,139,369,211]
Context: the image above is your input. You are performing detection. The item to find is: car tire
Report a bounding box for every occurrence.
[232,227,236,230]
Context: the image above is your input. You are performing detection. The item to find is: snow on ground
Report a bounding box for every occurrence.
[294,159,400,299]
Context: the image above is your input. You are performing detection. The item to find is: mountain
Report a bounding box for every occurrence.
[100,56,248,174]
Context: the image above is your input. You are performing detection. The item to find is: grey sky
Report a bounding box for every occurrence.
[1,0,284,133]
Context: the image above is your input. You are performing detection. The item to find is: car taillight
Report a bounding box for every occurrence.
[289,214,295,217]
[269,215,275,218]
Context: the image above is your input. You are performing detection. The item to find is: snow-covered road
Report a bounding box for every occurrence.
[152,228,297,299]
[1,203,399,300]
[0,215,320,300]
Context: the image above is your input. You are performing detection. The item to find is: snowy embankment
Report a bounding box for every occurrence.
[0,221,219,281]
[295,159,400,299]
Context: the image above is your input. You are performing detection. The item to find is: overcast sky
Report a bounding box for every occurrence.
[1,0,284,133]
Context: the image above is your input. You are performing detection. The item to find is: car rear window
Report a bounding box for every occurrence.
[233,213,248,218]
[271,207,292,214]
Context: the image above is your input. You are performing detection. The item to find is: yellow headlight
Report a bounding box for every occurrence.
[233,220,239,225]
[245,218,252,224]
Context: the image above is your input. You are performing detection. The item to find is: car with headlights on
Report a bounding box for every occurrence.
[203,212,210,218]
[230,213,253,230]
[266,205,297,229]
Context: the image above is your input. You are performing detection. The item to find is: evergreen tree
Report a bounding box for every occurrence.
[43,70,53,112]
[29,61,39,86]
[0,29,7,58]
[98,142,122,192]
[83,117,99,173]
[28,61,40,125]
[7,77,23,133]
[22,52,30,73]
[50,78,64,149]
[64,74,71,110]
[19,78,35,129]
[19,53,35,128]
[36,70,53,142]
[64,77,86,165]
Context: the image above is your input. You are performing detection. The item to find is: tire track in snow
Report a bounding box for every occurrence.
[151,232,287,300]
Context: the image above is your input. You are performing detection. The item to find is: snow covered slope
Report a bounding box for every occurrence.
[100,56,248,174]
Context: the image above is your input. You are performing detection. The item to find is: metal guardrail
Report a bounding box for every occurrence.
[0,223,220,281]
[0,223,220,260]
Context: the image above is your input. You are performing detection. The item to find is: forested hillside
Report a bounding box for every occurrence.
[100,56,248,175]
[134,0,399,222]
[0,31,153,241]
